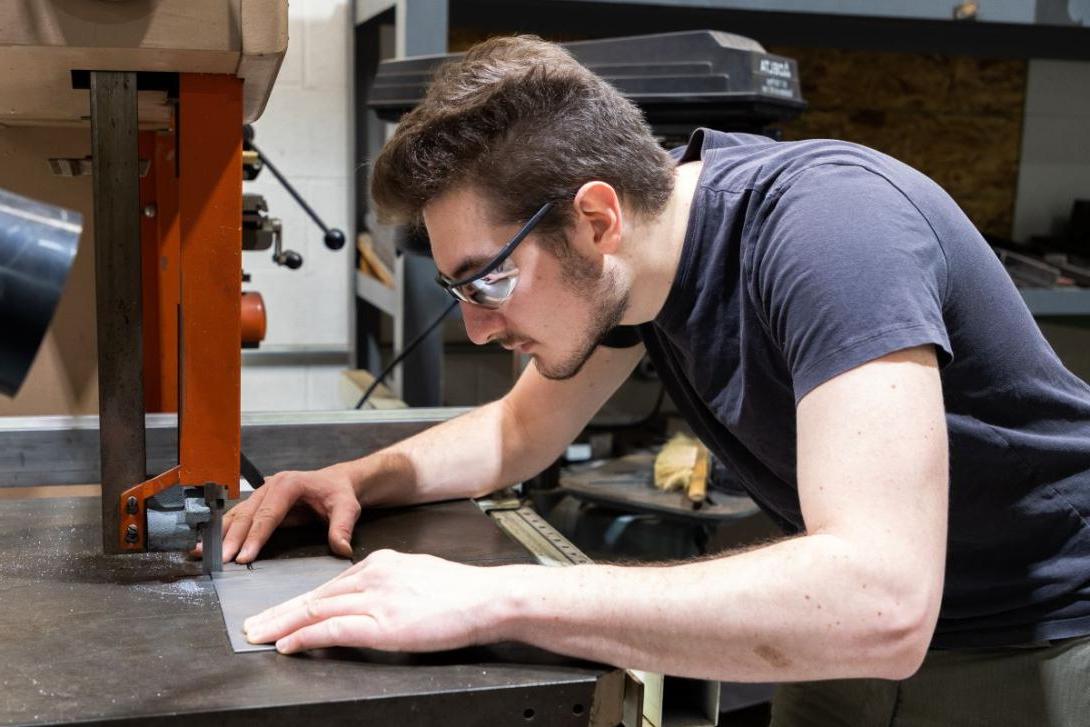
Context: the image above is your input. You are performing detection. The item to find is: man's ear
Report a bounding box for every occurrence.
[572,181,623,255]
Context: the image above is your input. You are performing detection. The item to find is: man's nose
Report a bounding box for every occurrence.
[461,303,505,346]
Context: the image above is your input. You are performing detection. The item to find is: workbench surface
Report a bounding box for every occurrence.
[0,496,616,726]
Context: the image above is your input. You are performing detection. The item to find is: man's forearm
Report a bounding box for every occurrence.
[483,346,948,683]
[494,533,940,683]
[336,346,643,508]
[339,398,559,508]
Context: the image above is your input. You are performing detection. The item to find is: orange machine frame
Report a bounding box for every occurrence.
[139,126,180,413]
[119,74,243,551]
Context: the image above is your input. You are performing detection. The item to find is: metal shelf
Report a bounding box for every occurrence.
[356,269,397,317]
[358,0,1090,29]
[383,0,1090,61]
[1020,288,1090,317]
[242,344,350,367]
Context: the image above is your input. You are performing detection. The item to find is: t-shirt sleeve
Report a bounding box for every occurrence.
[751,163,952,403]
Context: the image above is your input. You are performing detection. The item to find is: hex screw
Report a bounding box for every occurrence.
[125,524,139,544]
[126,496,138,514]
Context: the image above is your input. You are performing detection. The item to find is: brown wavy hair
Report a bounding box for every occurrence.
[370,35,675,245]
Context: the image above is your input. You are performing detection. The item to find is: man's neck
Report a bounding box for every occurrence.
[620,160,703,325]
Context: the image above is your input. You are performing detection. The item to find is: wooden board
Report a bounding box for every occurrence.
[0,0,287,126]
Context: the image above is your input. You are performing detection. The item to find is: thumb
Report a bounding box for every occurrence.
[327,496,361,558]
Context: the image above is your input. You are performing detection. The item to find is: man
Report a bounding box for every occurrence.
[221,36,1090,724]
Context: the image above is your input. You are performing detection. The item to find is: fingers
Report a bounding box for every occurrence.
[326,495,362,558]
[194,487,268,562]
[221,487,267,563]
[236,479,301,563]
[194,469,362,564]
[275,614,379,654]
[244,592,369,645]
[221,515,252,564]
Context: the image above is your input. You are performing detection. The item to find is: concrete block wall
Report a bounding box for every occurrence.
[1013,59,1090,243]
[241,0,355,411]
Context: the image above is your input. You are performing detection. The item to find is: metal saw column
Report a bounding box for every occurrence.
[91,71,145,554]
[178,74,243,570]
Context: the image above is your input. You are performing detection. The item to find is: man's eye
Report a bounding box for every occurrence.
[482,260,517,283]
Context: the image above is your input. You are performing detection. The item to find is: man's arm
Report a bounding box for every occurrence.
[246,345,948,682]
[500,345,948,681]
[348,342,647,508]
[218,342,645,562]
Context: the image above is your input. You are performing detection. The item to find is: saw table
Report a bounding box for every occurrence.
[0,495,625,726]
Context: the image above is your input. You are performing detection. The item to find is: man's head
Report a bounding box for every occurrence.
[371,35,675,379]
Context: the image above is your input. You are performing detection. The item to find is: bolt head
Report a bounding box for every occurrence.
[125,524,139,543]
[126,496,138,514]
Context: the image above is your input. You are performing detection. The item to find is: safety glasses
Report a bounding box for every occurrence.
[435,201,554,309]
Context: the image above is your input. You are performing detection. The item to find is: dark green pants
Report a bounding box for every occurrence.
[770,635,1090,726]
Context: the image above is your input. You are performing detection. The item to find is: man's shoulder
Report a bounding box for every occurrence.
[695,130,925,201]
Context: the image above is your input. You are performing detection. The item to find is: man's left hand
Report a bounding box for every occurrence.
[242,549,515,654]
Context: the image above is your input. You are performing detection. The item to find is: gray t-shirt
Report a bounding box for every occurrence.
[641,128,1090,648]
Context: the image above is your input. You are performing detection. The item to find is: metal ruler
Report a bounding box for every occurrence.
[488,505,592,567]
[484,501,678,727]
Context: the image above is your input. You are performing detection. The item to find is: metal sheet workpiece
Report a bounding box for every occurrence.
[213,556,351,653]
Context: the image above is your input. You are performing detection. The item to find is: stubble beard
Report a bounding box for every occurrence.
[533,261,629,381]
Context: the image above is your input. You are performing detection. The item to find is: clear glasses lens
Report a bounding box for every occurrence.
[456,260,518,308]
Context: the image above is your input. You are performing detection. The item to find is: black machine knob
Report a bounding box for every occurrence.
[244,125,346,256]
[275,249,304,270]
[324,228,346,251]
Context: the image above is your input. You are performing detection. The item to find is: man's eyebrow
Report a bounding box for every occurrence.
[446,255,492,282]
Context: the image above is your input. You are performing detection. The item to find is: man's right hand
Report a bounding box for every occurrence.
[204,463,364,564]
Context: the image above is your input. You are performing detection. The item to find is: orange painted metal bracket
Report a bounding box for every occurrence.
[119,73,244,553]
[118,466,181,551]
[139,127,181,413]
[177,73,242,500]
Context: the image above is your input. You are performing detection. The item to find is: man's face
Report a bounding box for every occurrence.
[424,186,628,380]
